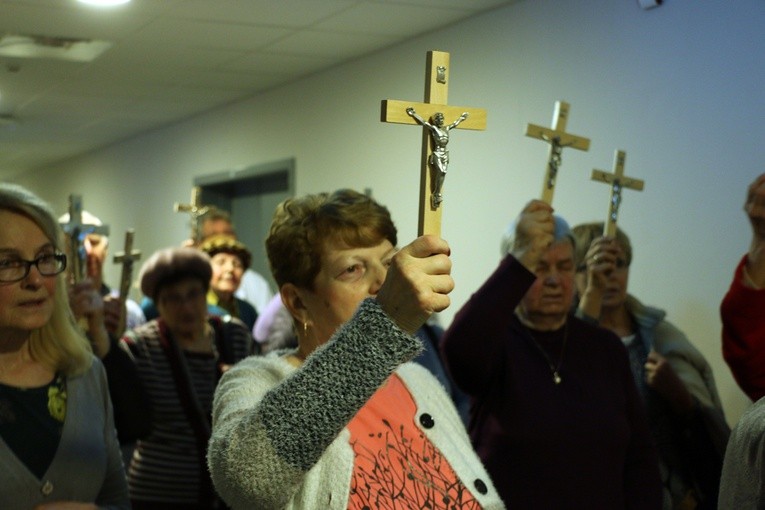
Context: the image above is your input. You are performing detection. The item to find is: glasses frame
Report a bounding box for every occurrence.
[0,253,68,283]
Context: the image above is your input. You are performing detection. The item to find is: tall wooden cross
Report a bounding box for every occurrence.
[174,186,211,243]
[59,194,110,283]
[591,150,645,237]
[113,229,141,336]
[525,101,590,205]
[381,50,487,236]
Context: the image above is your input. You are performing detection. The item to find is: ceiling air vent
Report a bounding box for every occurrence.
[0,113,20,129]
[0,34,112,62]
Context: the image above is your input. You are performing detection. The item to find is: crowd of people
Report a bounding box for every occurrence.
[0,173,764,509]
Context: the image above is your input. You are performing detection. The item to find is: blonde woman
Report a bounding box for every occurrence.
[0,183,128,510]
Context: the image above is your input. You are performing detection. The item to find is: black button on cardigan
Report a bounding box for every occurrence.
[419,413,435,428]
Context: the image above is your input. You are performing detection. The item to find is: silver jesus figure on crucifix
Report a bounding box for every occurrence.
[407,107,468,208]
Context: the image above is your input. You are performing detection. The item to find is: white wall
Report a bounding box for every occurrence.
[14,0,764,426]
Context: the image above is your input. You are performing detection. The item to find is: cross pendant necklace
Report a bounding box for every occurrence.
[528,322,568,385]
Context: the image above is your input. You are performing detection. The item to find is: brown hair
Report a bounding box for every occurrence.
[571,222,633,269]
[266,189,397,290]
[139,247,212,301]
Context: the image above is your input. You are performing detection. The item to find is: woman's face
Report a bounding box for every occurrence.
[299,238,396,346]
[209,252,243,301]
[519,240,577,326]
[155,277,208,336]
[0,211,58,342]
[573,242,630,310]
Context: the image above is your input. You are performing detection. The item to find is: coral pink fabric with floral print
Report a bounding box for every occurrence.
[346,374,481,510]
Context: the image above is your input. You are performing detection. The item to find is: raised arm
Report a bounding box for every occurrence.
[447,112,469,130]
[441,200,551,395]
[208,235,454,508]
[208,300,421,508]
[406,107,429,127]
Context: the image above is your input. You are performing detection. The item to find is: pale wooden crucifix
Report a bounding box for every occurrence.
[591,149,645,237]
[525,101,590,205]
[381,50,487,236]
[59,194,110,283]
[113,229,141,336]
[174,186,211,243]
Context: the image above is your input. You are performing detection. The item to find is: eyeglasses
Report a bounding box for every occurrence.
[0,253,67,283]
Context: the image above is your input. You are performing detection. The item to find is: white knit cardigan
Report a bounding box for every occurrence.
[208,299,505,509]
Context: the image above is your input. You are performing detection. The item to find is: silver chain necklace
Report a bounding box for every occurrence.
[528,321,568,385]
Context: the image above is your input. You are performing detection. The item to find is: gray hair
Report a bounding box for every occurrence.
[500,214,576,255]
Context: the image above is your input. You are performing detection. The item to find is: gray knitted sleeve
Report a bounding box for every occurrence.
[208,298,423,508]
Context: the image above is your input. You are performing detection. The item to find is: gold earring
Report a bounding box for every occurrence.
[303,322,308,334]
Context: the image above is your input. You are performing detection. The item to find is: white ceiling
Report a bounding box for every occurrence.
[0,0,514,175]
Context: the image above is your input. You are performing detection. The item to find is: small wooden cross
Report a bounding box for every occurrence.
[591,150,645,237]
[381,50,487,236]
[113,229,141,336]
[174,186,211,243]
[59,194,109,283]
[525,101,590,205]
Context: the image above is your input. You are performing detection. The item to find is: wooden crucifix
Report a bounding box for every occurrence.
[174,186,211,243]
[525,101,590,205]
[381,50,487,236]
[113,229,141,336]
[59,194,110,283]
[591,150,645,237]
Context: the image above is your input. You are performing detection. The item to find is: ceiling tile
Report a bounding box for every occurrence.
[312,2,471,37]
[177,0,357,27]
[267,30,397,58]
[0,0,516,175]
